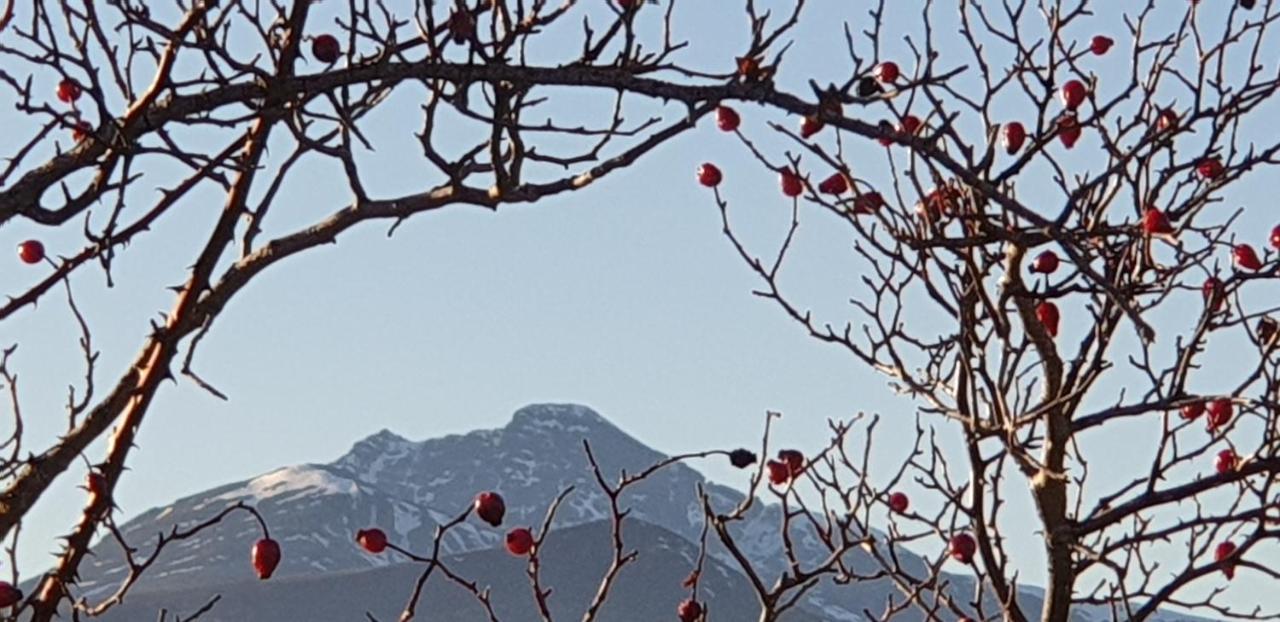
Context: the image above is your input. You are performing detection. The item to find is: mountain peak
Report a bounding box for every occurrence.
[508,403,610,433]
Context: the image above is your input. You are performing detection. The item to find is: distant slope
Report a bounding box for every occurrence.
[85,520,824,622]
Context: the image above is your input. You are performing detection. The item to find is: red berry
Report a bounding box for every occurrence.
[1060,80,1087,111]
[1215,449,1238,475]
[696,163,722,187]
[505,527,534,556]
[1233,244,1263,271]
[677,598,703,622]
[1089,35,1115,56]
[0,582,21,608]
[56,79,82,104]
[1270,225,1280,251]
[474,491,506,527]
[1180,401,1205,421]
[899,114,921,136]
[1030,250,1060,275]
[312,34,341,63]
[1002,122,1026,155]
[766,460,790,486]
[949,533,977,564]
[1215,541,1238,580]
[888,492,909,514]
[72,120,93,142]
[1157,109,1178,133]
[1057,116,1082,149]
[356,528,388,554]
[852,191,885,215]
[875,61,900,83]
[780,169,803,198]
[17,240,45,265]
[251,538,281,580]
[777,449,805,477]
[716,106,740,132]
[1207,398,1233,430]
[1141,207,1173,235]
[737,56,762,80]
[1197,157,1224,180]
[800,115,824,139]
[818,173,849,195]
[1036,301,1060,338]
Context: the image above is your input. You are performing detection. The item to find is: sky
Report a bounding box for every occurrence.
[1,0,1277,615]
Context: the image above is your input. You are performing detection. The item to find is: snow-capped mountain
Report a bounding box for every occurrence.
[60,404,1208,621]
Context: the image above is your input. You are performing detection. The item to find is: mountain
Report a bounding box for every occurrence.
[53,404,1209,621]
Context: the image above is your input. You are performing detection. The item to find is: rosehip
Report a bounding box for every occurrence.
[1060,80,1087,111]
[780,169,803,198]
[800,116,824,139]
[716,106,740,132]
[677,599,703,622]
[949,533,977,564]
[1036,301,1060,338]
[1002,122,1026,155]
[1233,244,1263,271]
[56,79,81,104]
[505,527,534,556]
[696,163,722,187]
[818,173,849,195]
[853,191,885,215]
[1197,158,1224,180]
[356,528,387,554]
[1215,449,1238,475]
[1089,35,1114,56]
[875,61,900,83]
[777,449,805,477]
[312,34,341,63]
[1057,116,1081,149]
[251,538,281,580]
[474,491,506,527]
[1031,250,1060,275]
[766,460,790,485]
[1215,541,1238,580]
[899,114,921,136]
[17,240,45,265]
[888,492,909,514]
[1207,398,1233,430]
[1141,207,1173,235]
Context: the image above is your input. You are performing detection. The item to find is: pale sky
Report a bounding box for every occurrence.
[2,0,1276,615]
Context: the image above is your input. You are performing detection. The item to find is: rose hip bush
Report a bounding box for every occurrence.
[1,1,1279,621]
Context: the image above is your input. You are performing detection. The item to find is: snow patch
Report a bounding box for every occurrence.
[212,466,358,504]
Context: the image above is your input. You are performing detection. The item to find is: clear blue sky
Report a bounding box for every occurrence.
[2,0,1276,614]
